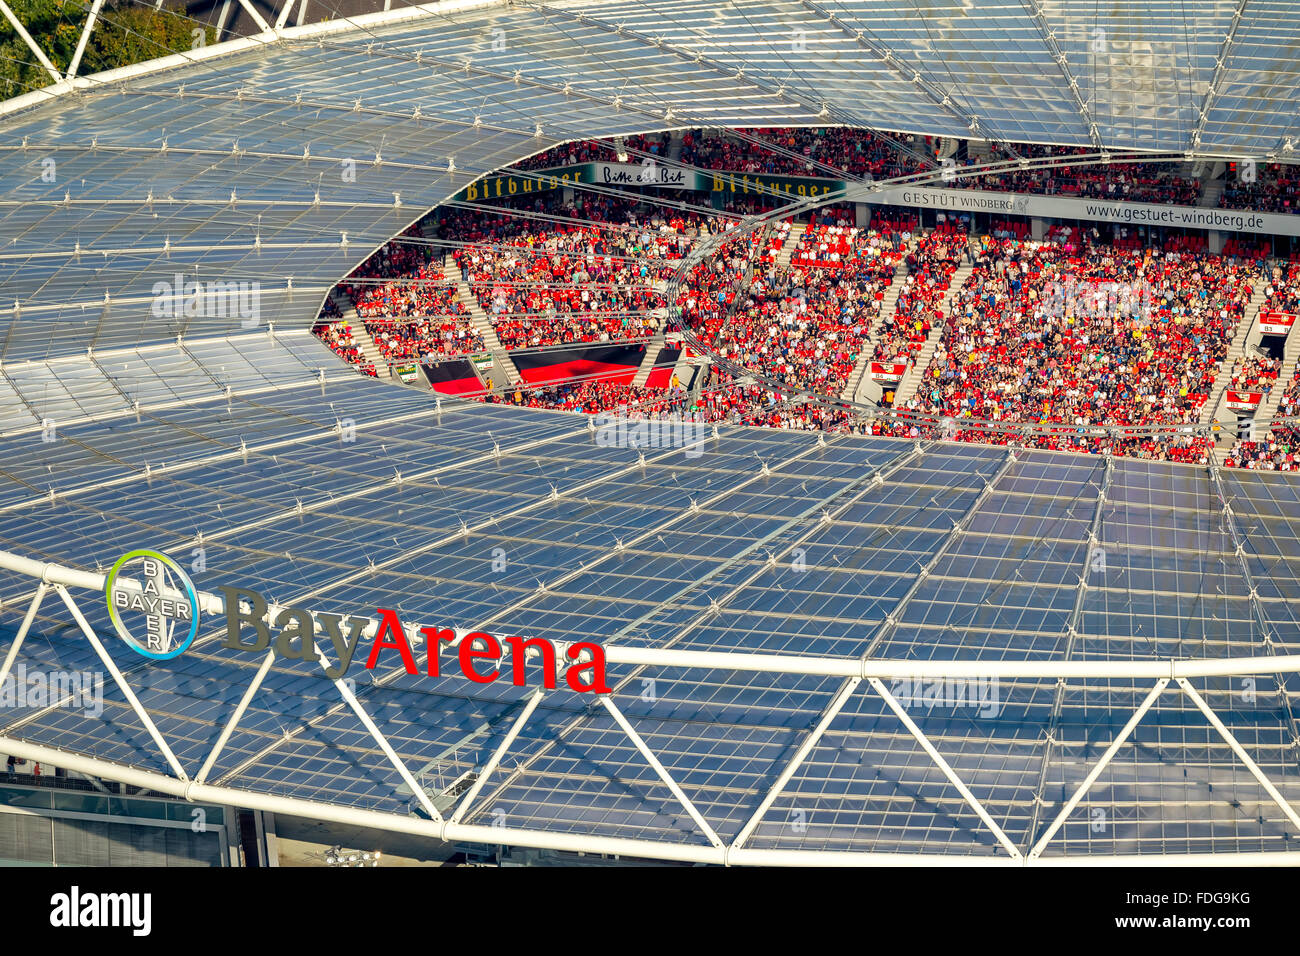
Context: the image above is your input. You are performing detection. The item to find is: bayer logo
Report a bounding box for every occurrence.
[104,550,200,660]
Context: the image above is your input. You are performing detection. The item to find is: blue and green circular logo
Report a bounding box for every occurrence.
[104,550,200,660]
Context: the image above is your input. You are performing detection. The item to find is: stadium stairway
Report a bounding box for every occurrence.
[1199,177,1226,209]
[1200,280,1271,437]
[632,331,668,387]
[843,260,909,402]
[328,289,391,379]
[454,275,521,386]
[966,139,996,164]
[667,131,684,162]
[892,261,975,406]
[774,226,801,270]
[1244,315,1300,439]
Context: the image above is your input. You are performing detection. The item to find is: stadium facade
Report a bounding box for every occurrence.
[2,0,1300,865]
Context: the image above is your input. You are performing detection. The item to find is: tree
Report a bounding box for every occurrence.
[82,3,213,76]
[0,0,213,99]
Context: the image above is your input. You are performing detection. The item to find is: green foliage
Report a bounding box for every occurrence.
[1,0,214,99]
[80,3,213,76]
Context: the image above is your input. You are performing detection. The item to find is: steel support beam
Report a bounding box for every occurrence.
[1024,456,1113,852]
[451,689,544,824]
[274,0,297,30]
[0,0,62,82]
[236,0,272,34]
[798,0,990,140]
[1177,677,1300,832]
[1207,464,1300,744]
[1018,0,1103,147]
[214,0,234,39]
[730,677,861,851]
[53,584,190,781]
[730,449,1016,850]
[472,443,927,816]
[195,649,278,784]
[870,676,1022,859]
[601,694,723,848]
[211,429,814,787]
[1028,678,1169,860]
[6,547,1300,681]
[4,736,1298,867]
[1188,0,1250,152]
[332,675,443,823]
[64,0,105,80]
[0,582,47,689]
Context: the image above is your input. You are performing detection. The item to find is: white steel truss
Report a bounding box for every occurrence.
[729,450,1018,853]
[2,537,1299,865]
[0,0,62,82]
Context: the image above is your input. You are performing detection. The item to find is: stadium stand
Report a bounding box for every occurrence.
[1220,162,1300,215]
[313,320,378,377]
[318,189,1282,470]
[1224,260,1300,468]
[447,196,682,349]
[897,236,1259,461]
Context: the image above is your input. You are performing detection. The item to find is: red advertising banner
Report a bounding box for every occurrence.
[1225,390,1263,411]
[1259,311,1298,336]
[870,362,908,383]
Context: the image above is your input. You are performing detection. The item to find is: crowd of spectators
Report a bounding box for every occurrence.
[483,370,862,434]
[332,221,487,365]
[309,136,1300,467]
[484,378,687,414]
[892,234,1259,461]
[683,214,903,397]
[679,127,927,180]
[446,195,737,349]
[685,371,856,430]
[1224,352,1300,470]
[514,133,672,171]
[677,130,1207,206]
[504,127,1300,219]
[870,223,964,373]
[1263,261,1300,315]
[1226,354,1282,394]
[363,318,485,363]
[961,144,1201,205]
[1225,371,1300,470]
[1201,256,1300,469]
[312,320,378,377]
[1220,163,1300,216]
[1224,435,1300,469]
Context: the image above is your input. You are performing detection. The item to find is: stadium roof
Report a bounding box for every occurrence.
[3,0,1300,361]
[2,1,1300,865]
[1,334,1299,863]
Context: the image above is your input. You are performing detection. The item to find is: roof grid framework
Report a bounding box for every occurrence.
[0,334,1298,861]
[2,0,1300,362]
[1,1,1299,862]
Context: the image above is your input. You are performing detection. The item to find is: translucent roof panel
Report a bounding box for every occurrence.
[1,335,1298,860]
[3,0,1299,362]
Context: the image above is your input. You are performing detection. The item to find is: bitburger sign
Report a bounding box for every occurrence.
[104,550,610,694]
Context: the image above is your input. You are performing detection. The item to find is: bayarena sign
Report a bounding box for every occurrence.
[103,550,610,693]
